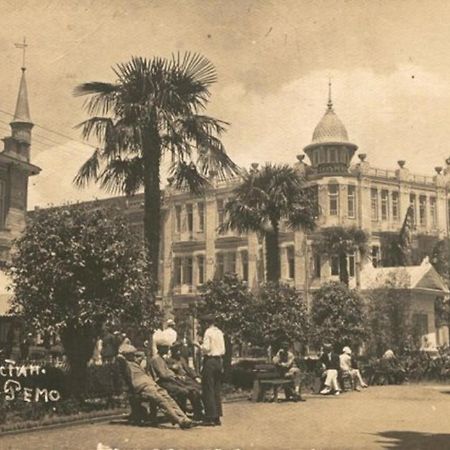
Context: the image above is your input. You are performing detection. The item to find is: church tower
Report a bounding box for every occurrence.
[0,63,40,262]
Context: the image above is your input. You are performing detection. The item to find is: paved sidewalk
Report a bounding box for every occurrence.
[2,384,450,449]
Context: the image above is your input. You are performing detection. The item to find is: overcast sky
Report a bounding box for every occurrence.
[1,0,450,208]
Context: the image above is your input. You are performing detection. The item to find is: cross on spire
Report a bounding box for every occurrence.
[14,37,28,71]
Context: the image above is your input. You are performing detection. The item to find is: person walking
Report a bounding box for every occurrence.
[200,314,225,426]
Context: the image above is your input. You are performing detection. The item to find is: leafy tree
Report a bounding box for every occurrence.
[193,273,256,373]
[314,226,369,286]
[365,271,419,356]
[8,204,159,397]
[431,239,450,329]
[221,164,316,282]
[74,54,238,288]
[310,282,367,351]
[253,283,310,352]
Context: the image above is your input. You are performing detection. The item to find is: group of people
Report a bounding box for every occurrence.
[117,314,226,429]
[319,343,368,395]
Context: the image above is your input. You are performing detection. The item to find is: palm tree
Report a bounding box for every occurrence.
[314,226,369,286]
[73,54,238,288]
[221,164,316,282]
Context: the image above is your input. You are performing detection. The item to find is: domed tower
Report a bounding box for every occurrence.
[304,83,357,174]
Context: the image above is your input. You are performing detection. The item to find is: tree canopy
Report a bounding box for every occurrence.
[310,281,367,351]
[8,204,159,394]
[74,54,238,286]
[221,163,316,281]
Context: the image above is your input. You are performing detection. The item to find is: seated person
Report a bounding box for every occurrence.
[339,346,368,391]
[272,342,304,401]
[319,342,341,395]
[167,342,202,392]
[118,344,192,429]
[151,344,204,420]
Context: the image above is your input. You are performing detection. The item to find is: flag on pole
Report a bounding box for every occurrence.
[398,205,414,265]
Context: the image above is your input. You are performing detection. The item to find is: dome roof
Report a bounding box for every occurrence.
[311,107,349,145]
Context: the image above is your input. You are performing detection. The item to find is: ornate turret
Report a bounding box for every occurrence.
[303,82,357,174]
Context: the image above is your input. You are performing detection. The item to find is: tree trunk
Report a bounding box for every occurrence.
[265,224,281,283]
[142,123,162,292]
[60,324,98,399]
[339,252,349,286]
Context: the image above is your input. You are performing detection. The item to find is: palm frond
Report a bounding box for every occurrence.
[169,160,209,194]
[97,156,144,195]
[73,148,102,188]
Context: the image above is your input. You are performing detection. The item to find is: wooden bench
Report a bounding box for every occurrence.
[251,364,295,402]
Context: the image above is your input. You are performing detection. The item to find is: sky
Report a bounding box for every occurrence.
[0,0,450,208]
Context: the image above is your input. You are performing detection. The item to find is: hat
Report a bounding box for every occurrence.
[166,319,175,326]
[323,343,332,350]
[342,346,352,355]
[119,344,137,354]
[171,341,183,350]
[202,314,216,323]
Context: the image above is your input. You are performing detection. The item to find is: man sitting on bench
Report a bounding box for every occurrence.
[272,342,304,402]
[120,344,193,429]
[319,342,341,395]
[151,344,204,421]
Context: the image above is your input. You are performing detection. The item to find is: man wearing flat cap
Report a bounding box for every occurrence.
[199,314,225,426]
[118,344,192,429]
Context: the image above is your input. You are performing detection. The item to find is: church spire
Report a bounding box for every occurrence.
[11,67,32,124]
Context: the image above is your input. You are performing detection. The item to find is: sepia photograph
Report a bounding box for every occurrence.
[0,0,450,448]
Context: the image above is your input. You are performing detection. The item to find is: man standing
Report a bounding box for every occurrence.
[200,314,225,426]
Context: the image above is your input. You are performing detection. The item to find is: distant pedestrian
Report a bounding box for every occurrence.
[200,314,225,426]
[101,329,117,363]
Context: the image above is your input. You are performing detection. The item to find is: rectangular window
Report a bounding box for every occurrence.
[330,148,337,163]
[216,253,224,279]
[410,193,417,226]
[331,255,340,276]
[314,254,321,279]
[186,204,193,233]
[287,246,295,279]
[175,205,182,233]
[319,148,326,164]
[392,191,400,221]
[197,202,205,232]
[328,184,339,216]
[183,257,193,285]
[217,199,225,232]
[241,250,249,282]
[419,195,427,227]
[174,257,182,285]
[347,185,356,219]
[197,255,205,285]
[381,190,389,221]
[348,254,355,277]
[430,197,437,228]
[371,188,378,221]
[226,252,237,274]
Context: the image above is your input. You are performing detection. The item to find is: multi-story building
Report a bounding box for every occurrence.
[3,71,448,346]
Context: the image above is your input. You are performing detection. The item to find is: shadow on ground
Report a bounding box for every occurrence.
[375,430,450,449]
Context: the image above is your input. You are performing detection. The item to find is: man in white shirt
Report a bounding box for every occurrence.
[200,314,225,426]
[152,319,178,356]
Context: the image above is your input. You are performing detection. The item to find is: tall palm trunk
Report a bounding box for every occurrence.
[143,123,161,291]
[265,223,281,282]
